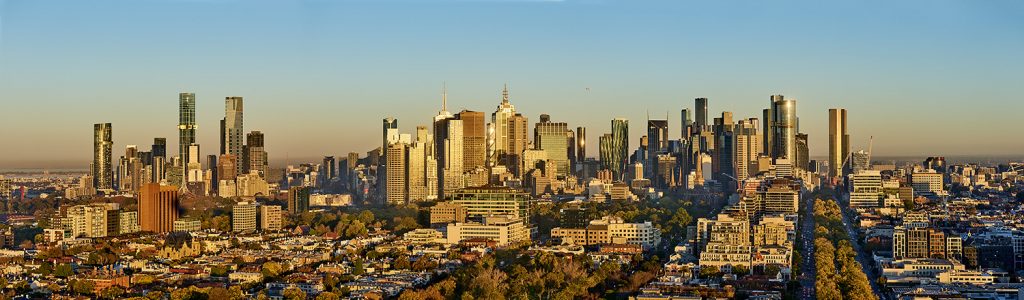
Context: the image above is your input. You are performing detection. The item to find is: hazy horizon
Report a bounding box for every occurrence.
[1,0,1022,168]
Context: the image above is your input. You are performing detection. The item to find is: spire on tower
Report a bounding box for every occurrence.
[502,83,510,104]
[442,81,448,112]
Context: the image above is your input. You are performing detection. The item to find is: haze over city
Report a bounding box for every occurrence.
[1,0,1022,169]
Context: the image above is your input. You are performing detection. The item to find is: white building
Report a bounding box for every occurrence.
[446,214,529,246]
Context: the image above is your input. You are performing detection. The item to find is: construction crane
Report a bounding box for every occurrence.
[867,136,874,168]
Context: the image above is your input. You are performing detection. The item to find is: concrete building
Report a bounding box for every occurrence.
[138,183,179,233]
[232,202,257,232]
[260,205,282,231]
[446,214,530,246]
[551,216,661,249]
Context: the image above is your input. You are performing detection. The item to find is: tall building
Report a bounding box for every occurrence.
[680,108,692,140]
[828,108,850,178]
[259,205,282,231]
[232,201,257,232]
[534,114,570,177]
[647,119,669,156]
[323,156,336,180]
[246,131,268,178]
[769,95,797,165]
[152,138,167,183]
[576,126,586,161]
[93,123,114,191]
[385,142,408,205]
[491,84,516,167]
[795,133,809,171]
[287,186,310,214]
[382,117,399,155]
[224,97,244,176]
[694,98,708,130]
[712,112,734,181]
[608,118,629,179]
[762,108,773,157]
[407,134,429,202]
[507,114,529,177]
[734,118,761,180]
[178,92,197,164]
[457,110,487,171]
[138,183,179,233]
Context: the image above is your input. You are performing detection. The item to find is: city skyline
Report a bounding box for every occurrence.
[2,0,1023,168]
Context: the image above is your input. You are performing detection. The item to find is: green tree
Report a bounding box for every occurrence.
[283,286,307,300]
[262,261,285,279]
[99,286,126,299]
[316,291,341,300]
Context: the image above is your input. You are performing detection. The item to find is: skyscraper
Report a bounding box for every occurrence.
[828,108,850,178]
[769,95,797,165]
[796,133,809,172]
[434,85,464,199]
[385,142,408,205]
[323,156,336,179]
[575,126,586,162]
[694,98,708,130]
[507,113,529,177]
[93,123,113,191]
[246,131,268,178]
[287,186,310,214]
[224,97,244,176]
[491,84,516,167]
[734,118,760,180]
[152,138,167,183]
[602,118,629,179]
[534,114,570,177]
[178,93,197,181]
[383,117,399,153]
[138,183,179,233]
[457,110,487,171]
[680,108,692,140]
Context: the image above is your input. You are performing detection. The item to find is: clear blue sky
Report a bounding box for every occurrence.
[1,0,1022,168]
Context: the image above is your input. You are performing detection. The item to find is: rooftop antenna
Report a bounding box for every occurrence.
[442,81,448,112]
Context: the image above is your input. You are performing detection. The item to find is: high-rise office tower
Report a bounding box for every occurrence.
[681,108,692,140]
[534,114,570,177]
[246,131,267,178]
[152,138,167,183]
[207,154,218,194]
[218,154,237,181]
[323,156,336,179]
[769,95,797,165]
[694,98,708,131]
[178,93,197,183]
[186,144,203,183]
[712,112,734,180]
[576,126,586,162]
[457,110,487,171]
[219,119,226,155]
[138,183,179,233]
[507,114,529,177]
[385,142,408,205]
[601,118,629,179]
[287,186,310,214]
[566,129,576,173]
[434,85,464,199]
[734,118,761,180]
[491,84,516,167]
[407,133,428,202]
[828,108,850,178]
[647,119,669,157]
[224,97,244,175]
[796,133,809,172]
[762,108,773,157]
[93,123,113,191]
[382,117,399,162]
[647,119,669,181]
